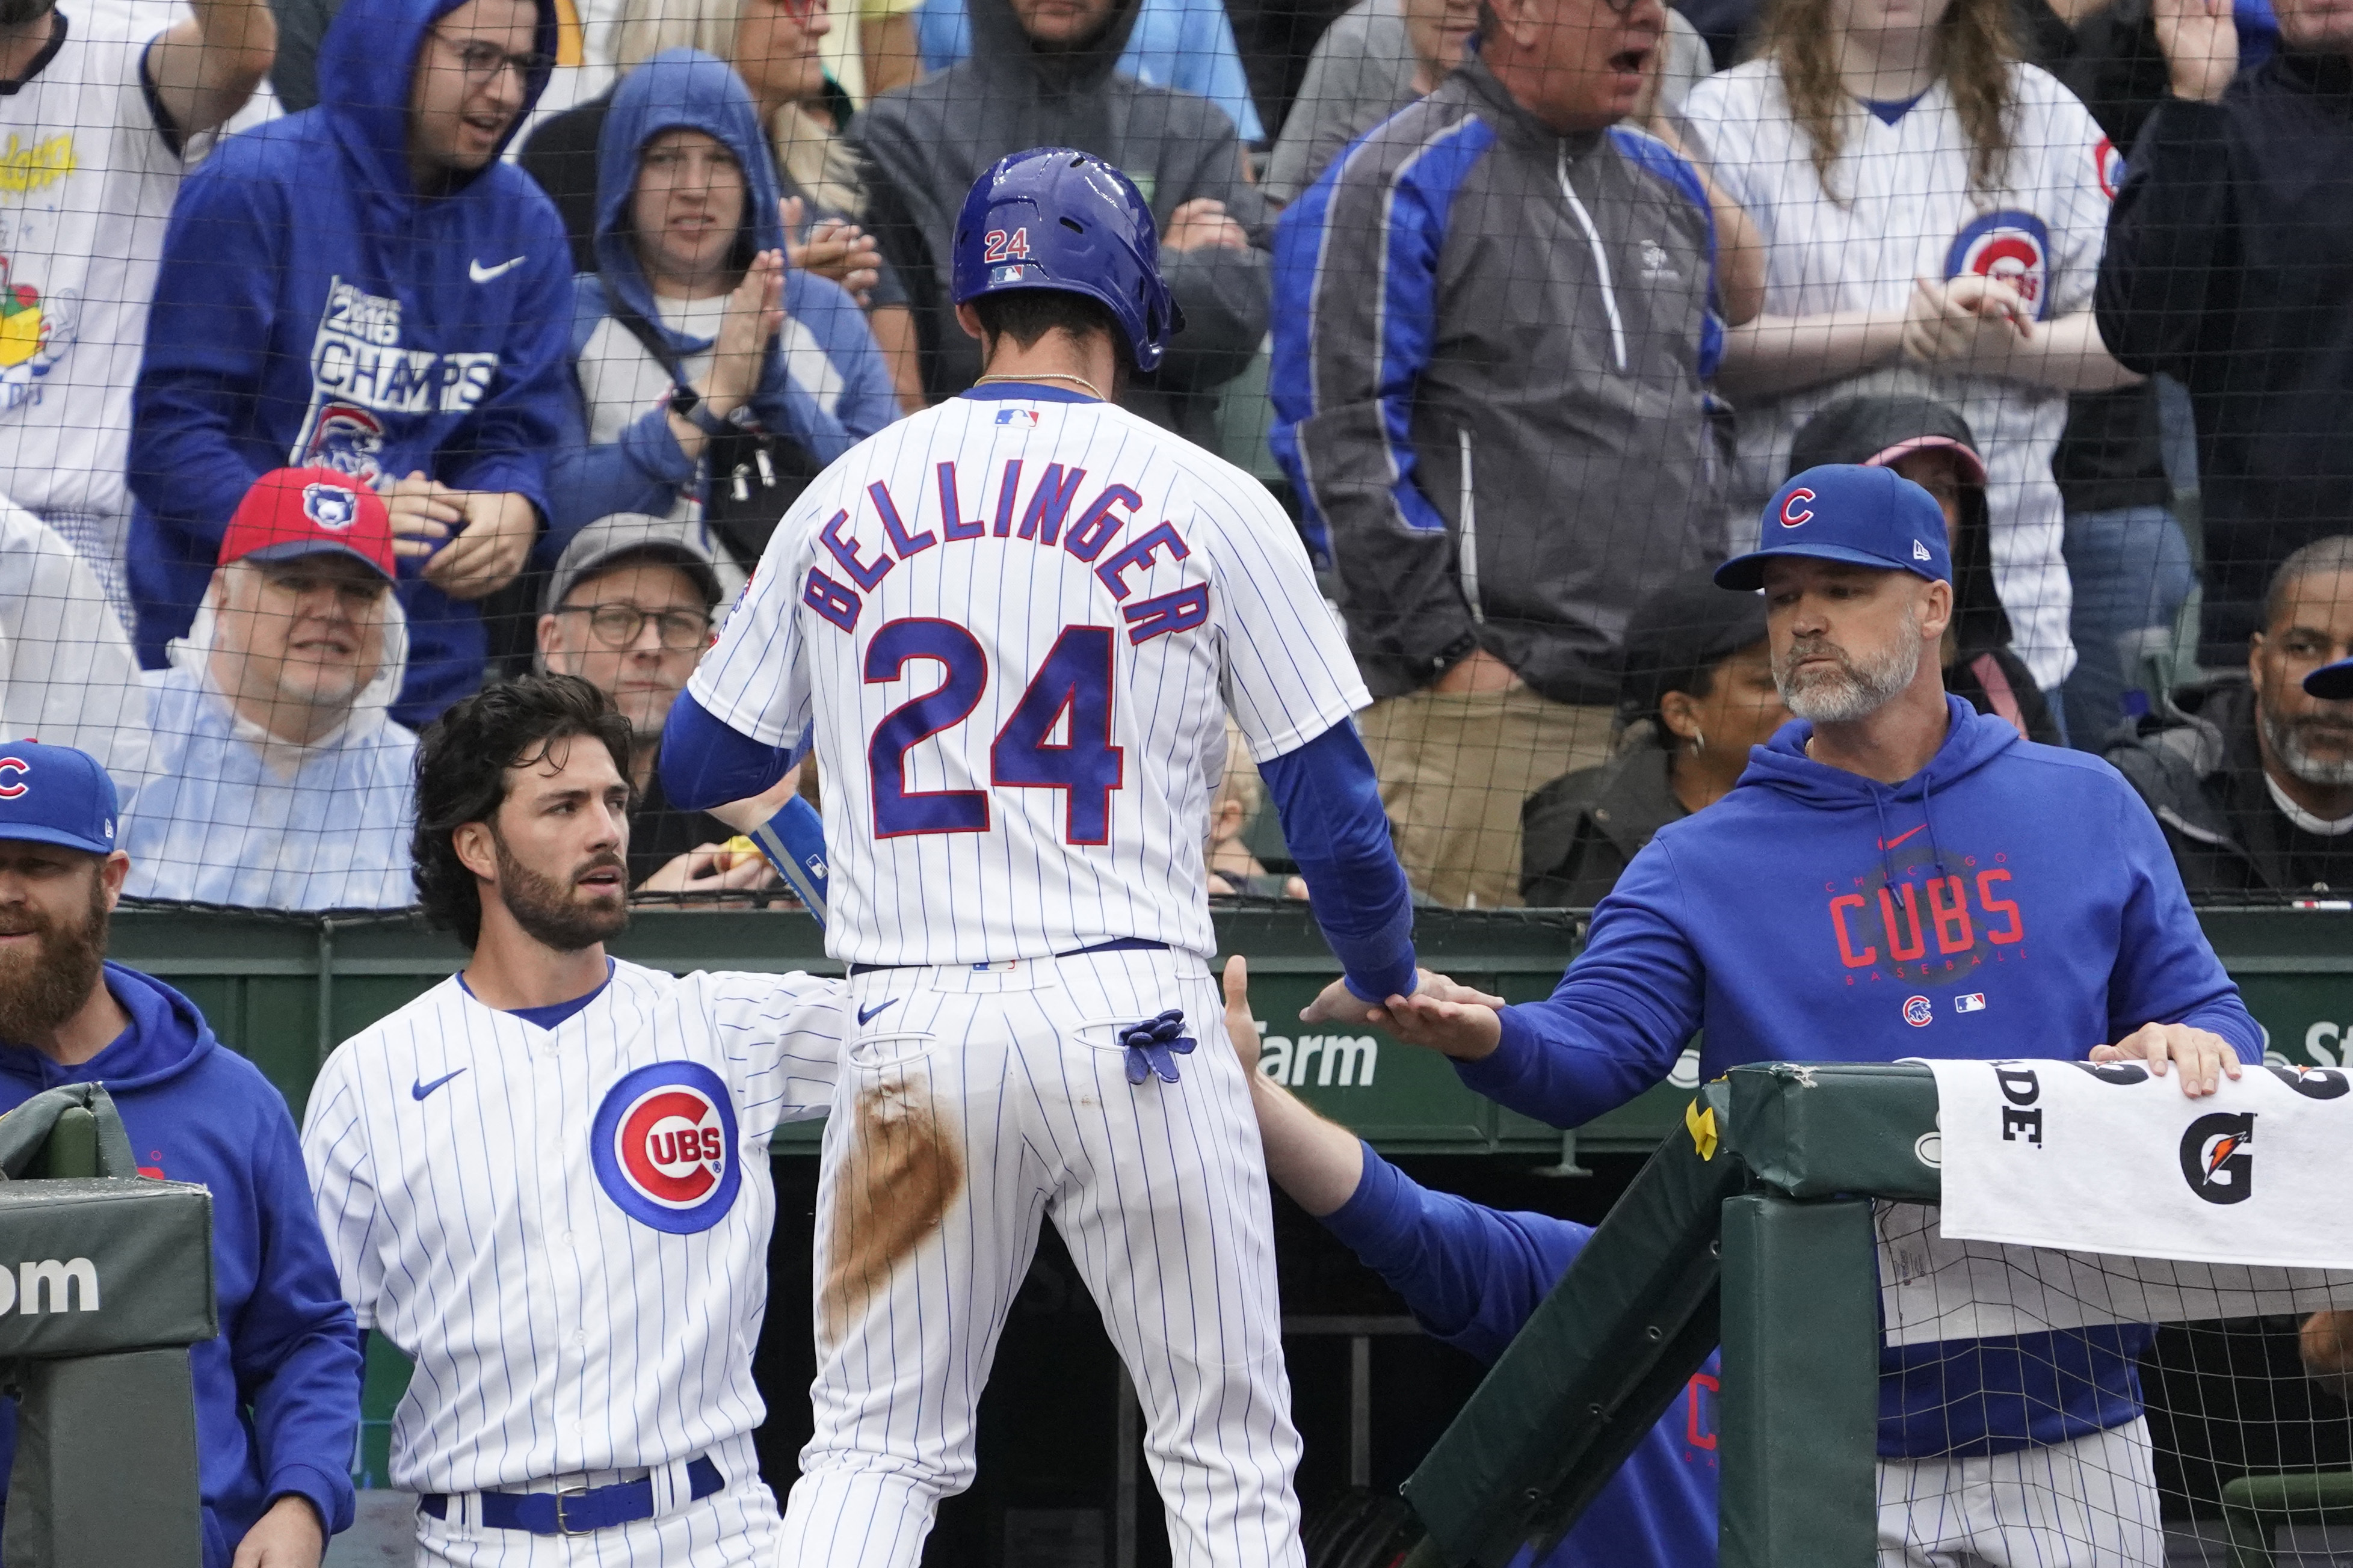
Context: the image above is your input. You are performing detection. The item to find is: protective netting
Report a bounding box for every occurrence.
[1875,1202,2353,1565]
[0,0,2331,917]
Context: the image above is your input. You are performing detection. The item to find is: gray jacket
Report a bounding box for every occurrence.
[853,0,1269,444]
[1268,60,1730,705]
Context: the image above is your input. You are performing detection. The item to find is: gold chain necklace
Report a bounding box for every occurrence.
[973,371,1108,402]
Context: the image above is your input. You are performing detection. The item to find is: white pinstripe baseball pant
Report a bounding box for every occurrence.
[1877,1415,2164,1567]
[774,948,1306,1568]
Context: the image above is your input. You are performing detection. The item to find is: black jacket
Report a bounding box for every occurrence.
[2096,53,2353,658]
[1520,746,1686,908]
[2102,681,2353,895]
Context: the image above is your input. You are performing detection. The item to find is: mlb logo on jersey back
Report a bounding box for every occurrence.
[1946,212,2053,320]
[590,1062,742,1234]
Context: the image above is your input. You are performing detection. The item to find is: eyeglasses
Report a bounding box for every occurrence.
[557,603,712,650]
[431,29,555,84]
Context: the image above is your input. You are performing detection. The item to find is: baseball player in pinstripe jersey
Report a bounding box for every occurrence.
[301,675,843,1566]
[662,148,1489,1568]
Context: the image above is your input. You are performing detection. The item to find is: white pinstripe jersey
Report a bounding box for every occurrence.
[298,959,843,1494]
[688,387,1369,967]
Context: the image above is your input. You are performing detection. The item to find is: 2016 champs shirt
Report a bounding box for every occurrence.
[688,385,1371,968]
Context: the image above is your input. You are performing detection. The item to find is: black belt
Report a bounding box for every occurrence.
[849,937,1167,977]
[421,1454,723,1534]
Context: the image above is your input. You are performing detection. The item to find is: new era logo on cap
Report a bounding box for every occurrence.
[1716,464,1954,592]
[220,467,396,581]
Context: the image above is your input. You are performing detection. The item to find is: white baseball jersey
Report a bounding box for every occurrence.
[300,959,842,1498]
[1682,62,2116,690]
[687,386,1369,967]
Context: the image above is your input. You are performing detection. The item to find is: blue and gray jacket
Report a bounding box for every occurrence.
[1269,58,1729,707]
[546,49,899,544]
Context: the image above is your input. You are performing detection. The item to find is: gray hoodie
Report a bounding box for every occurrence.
[1269,58,1730,706]
[853,0,1270,445]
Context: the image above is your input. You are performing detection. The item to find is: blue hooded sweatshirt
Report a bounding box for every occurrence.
[126,0,576,727]
[546,49,898,543]
[0,964,360,1566]
[1322,1146,1718,1567]
[1454,696,2259,1458]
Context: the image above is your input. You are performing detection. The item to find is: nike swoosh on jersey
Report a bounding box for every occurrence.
[411,1068,469,1101]
[469,256,526,283]
[856,999,899,1025]
[1878,825,1927,850]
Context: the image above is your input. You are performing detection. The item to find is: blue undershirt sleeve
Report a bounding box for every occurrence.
[658,692,801,812]
[1257,721,1417,1003]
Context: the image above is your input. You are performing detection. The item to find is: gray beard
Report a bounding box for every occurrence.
[2265,709,2353,788]
[1775,609,1923,725]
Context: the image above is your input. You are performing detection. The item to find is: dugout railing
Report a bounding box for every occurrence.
[1394,1059,2353,1568]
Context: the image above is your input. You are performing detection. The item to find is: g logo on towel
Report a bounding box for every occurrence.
[2180,1111,2255,1205]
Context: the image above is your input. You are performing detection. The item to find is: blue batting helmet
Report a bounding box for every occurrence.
[951,147,1183,374]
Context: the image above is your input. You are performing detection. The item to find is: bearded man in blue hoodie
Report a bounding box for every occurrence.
[126,0,576,728]
[0,742,360,1568]
[1312,464,2262,1566]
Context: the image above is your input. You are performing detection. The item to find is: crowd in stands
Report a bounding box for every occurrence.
[0,0,2345,915]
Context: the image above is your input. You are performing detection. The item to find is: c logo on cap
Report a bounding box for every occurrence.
[1779,488,1816,529]
[0,757,28,799]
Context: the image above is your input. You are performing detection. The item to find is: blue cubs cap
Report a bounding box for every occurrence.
[1715,464,1954,592]
[2308,656,2353,701]
[0,742,118,855]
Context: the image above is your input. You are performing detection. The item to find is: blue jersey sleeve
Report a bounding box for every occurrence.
[658,692,801,812]
[1257,721,1416,1002]
[1455,842,1704,1128]
[1318,1144,1587,1365]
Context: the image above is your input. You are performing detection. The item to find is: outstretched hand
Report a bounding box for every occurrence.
[1299,969,1505,1060]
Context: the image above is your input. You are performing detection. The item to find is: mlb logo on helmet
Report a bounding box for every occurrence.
[1946,212,2053,319]
[1903,995,1934,1027]
[591,1062,742,1234]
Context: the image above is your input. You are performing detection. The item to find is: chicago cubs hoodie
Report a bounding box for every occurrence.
[0,963,361,1564]
[1458,696,2259,1455]
[126,0,575,725]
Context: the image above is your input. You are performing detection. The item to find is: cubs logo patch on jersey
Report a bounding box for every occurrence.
[2094,137,2125,201]
[1946,212,2054,321]
[591,1061,742,1234]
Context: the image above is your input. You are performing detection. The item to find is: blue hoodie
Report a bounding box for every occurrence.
[0,964,360,1566]
[1322,1147,1718,1567]
[547,49,897,542]
[1455,696,2259,1457]
[127,0,576,727]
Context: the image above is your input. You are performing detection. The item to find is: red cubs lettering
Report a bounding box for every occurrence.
[1928,875,1973,954]
[1877,884,1928,962]
[1831,893,1877,968]
[1779,488,1816,529]
[1976,869,2025,944]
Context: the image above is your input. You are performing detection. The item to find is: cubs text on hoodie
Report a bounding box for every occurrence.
[1455,698,2258,1457]
[126,0,575,727]
[1322,1146,1718,1567]
[0,963,360,1567]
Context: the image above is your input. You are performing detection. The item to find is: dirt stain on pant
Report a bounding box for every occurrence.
[819,1074,965,1346]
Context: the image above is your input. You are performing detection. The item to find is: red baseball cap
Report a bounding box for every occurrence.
[219,467,396,581]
